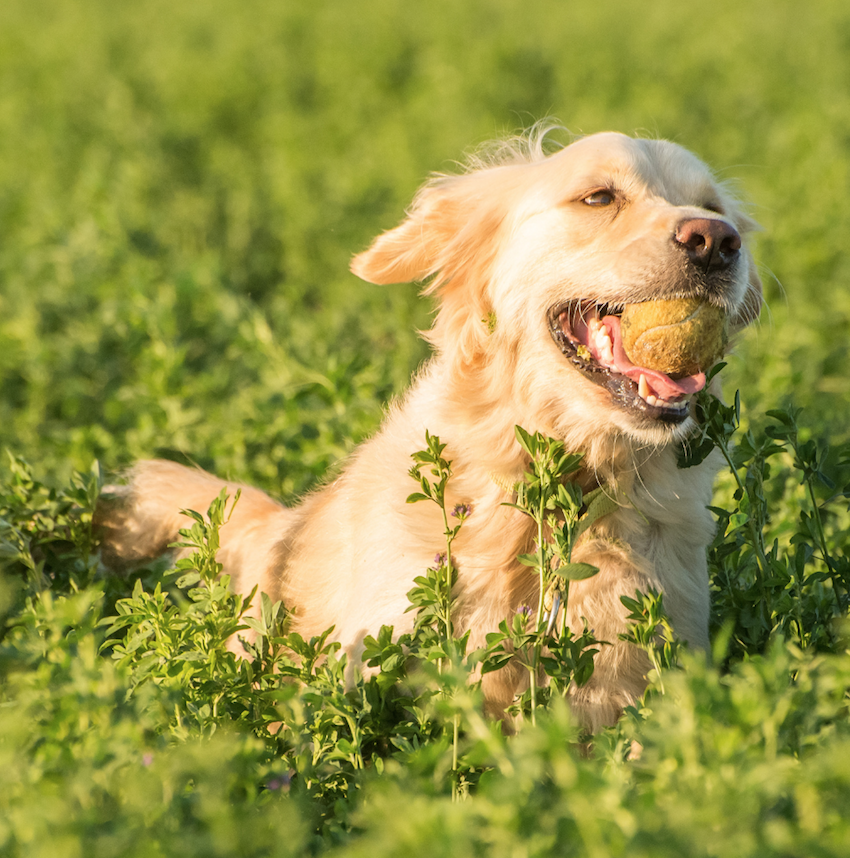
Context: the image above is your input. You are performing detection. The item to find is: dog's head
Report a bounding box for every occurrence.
[352,131,761,448]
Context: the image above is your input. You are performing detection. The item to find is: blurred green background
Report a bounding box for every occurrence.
[0,0,847,498]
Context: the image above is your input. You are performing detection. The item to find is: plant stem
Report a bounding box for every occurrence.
[441,503,455,643]
[452,714,460,801]
[535,501,546,627]
[344,714,363,770]
[529,665,537,727]
[805,478,845,609]
[717,438,772,584]
[530,495,547,726]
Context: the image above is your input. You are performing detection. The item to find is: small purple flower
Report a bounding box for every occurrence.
[434,552,447,567]
[142,752,154,768]
[451,502,472,519]
[517,605,533,618]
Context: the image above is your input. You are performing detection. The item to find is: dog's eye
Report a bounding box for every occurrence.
[702,201,724,214]
[583,190,616,207]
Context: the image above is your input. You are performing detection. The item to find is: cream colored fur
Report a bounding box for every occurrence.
[97,130,761,731]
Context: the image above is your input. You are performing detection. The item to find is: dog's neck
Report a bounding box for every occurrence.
[422,354,653,496]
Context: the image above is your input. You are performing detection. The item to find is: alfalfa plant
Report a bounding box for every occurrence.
[405,430,473,798]
[0,454,103,598]
[619,588,683,697]
[480,427,613,725]
[682,375,850,662]
[101,488,285,740]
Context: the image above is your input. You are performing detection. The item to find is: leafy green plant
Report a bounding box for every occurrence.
[405,431,470,668]
[404,431,473,797]
[0,454,103,597]
[101,489,287,740]
[619,588,683,696]
[683,379,850,664]
[482,427,612,724]
[0,396,848,857]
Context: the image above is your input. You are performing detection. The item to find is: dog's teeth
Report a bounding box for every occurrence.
[653,397,690,411]
[646,394,658,406]
[638,374,650,400]
[591,323,615,366]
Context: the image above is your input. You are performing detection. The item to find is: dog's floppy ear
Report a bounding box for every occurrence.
[350,169,513,291]
[350,185,458,285]
[351,167,516,362]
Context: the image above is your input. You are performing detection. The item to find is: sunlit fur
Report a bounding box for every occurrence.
[97,130,761,731]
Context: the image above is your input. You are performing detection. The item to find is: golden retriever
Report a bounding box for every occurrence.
[98,129,761,731]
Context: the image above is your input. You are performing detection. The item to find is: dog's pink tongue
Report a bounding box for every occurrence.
[603,316,706,400]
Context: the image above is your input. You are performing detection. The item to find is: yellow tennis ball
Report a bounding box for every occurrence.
[620,298,728,379]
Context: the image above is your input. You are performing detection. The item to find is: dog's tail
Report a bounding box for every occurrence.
[95,459,294,601]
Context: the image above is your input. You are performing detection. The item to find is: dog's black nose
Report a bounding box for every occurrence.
[675,218,741,270]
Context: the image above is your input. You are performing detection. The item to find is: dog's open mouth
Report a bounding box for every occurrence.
[549,301,709,425]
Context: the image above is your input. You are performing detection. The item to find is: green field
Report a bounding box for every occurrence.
[1,0,850,855]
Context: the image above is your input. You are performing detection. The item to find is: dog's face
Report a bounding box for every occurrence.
[352,132,761,447]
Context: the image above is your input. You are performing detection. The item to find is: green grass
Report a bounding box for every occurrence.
[1,0,850,854]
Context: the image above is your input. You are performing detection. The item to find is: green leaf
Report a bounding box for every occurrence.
[514,425,535,456]
[481,653,514,674]
[557,562,600,581]
[576,489,620,538]
[241,617,266,635]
